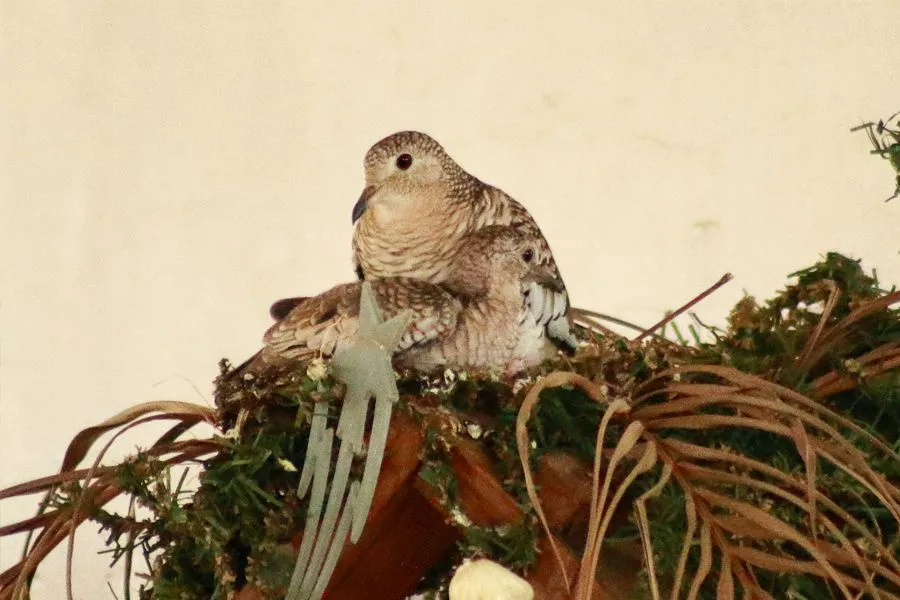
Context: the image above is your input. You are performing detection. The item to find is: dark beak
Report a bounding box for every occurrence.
[524,265,566,293]
[352,185,377,224]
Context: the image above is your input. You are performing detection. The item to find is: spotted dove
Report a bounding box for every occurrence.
[350,130,577,351]
[246,226,563,375]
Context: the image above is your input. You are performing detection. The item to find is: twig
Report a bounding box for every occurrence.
[633,273,733,343]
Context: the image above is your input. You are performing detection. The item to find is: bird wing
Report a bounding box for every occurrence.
[482,187,577,350]
[262,278,463,361]
[366,278,464,351]
[263,283,361,359]
[269,296,308,321]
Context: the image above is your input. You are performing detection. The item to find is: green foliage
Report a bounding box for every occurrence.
[109,367,346,599]
[696,252,899,436]
[853,111,900,202]
[459,521,540,571]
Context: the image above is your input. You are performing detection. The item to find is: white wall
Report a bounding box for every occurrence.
[2,2,899,597]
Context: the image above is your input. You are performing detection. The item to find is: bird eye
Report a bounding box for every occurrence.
[395,153,413,170]
[522,249,534,263]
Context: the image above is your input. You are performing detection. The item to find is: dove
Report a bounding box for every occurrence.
[243,226,563,375]
[350,130,578,350]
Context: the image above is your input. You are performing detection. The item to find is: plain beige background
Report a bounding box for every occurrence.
[2,1,899,597]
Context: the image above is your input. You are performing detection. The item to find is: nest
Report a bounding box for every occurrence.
[1,252,899,600]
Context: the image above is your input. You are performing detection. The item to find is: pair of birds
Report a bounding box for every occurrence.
[245,131,575,376]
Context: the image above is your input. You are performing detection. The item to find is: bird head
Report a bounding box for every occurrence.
[352,131,464,224]
[447,226,563,297]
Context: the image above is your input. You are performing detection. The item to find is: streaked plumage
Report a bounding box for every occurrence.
[245,227,562,375]
[350,130,577,350]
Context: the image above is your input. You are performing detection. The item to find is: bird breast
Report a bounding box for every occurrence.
[354,199,475,284]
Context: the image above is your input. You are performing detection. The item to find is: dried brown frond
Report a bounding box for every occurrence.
[0,401,217,600]
[517,364,900,600]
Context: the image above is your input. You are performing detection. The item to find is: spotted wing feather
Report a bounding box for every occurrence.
[262,279,463,362]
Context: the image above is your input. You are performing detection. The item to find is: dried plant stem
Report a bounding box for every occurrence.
[633,273,733,343]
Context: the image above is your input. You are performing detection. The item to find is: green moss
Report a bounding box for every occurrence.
[459,520,540,571]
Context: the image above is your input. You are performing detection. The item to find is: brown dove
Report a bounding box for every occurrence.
[245,226,564,375]
[350,131,578,350]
